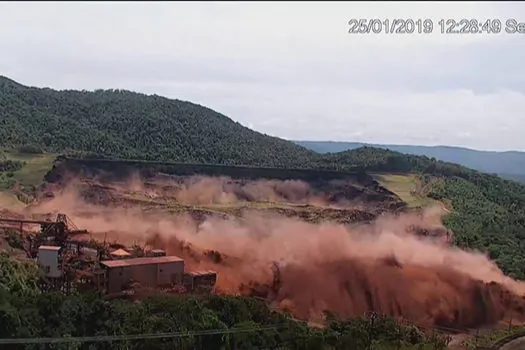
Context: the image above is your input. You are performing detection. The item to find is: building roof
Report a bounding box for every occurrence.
[110,248,132,257]
[186,270,217,276]
[38,245,62,251]
[100,255,184,268]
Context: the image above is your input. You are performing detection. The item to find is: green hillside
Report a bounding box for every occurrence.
[0,76,317,167]
[371,173,438,209]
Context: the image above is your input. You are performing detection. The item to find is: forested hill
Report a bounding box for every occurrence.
[0,76,317,167]
[295,140,525,180]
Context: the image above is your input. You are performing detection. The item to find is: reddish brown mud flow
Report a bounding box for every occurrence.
[22,175,525,330]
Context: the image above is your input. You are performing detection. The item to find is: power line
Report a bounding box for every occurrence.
[0,312,506,346]
[0,324,288,345]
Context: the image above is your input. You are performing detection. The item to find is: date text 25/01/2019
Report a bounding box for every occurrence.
[347,19,525,34]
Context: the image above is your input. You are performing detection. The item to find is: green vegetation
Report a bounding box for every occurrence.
[5,230,24,250]
[0,76,317,167]
[0,174,15,191]
[4,151,56,187]
[0,152,24,190]
[501,173,525,184]
[50,157,366,183]
[425,175,525,278]
[0,252,448,349]
[372,173,436,208]
[0,150,55,207]
[461,326,525,349]
[295,140,525,178]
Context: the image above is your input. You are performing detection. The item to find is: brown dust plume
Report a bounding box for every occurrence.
[28,177,525,330]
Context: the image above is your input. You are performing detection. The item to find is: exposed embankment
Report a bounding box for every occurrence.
[41,157,406,213]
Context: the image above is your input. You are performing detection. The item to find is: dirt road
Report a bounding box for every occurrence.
[498,336,525,350]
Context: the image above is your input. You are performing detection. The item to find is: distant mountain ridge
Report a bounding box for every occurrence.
[294,141,525,180]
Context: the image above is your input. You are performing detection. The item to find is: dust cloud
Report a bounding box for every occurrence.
[25,177,525,330]
[52,173,371,209]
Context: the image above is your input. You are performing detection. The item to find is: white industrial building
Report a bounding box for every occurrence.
[37,245,63,278]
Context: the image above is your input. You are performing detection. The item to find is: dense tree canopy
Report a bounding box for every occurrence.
[0,152,23,189]
[0,76,317,167]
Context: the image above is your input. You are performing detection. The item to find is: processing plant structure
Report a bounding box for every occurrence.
[0,213,217,297]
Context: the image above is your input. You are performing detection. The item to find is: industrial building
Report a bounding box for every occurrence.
[21,213,217,296]
[100,256,185,294]
[183,270,217,293]
[35,243,217,295]
[35,243,218,295]
[38,245,63,278]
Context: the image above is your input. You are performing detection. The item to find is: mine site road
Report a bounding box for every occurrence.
[495,336,525,350]
[478,331,525,350]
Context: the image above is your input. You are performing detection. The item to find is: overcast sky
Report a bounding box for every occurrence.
[1,2,525,151]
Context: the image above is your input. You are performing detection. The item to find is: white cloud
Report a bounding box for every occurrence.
[1,1,525,150]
